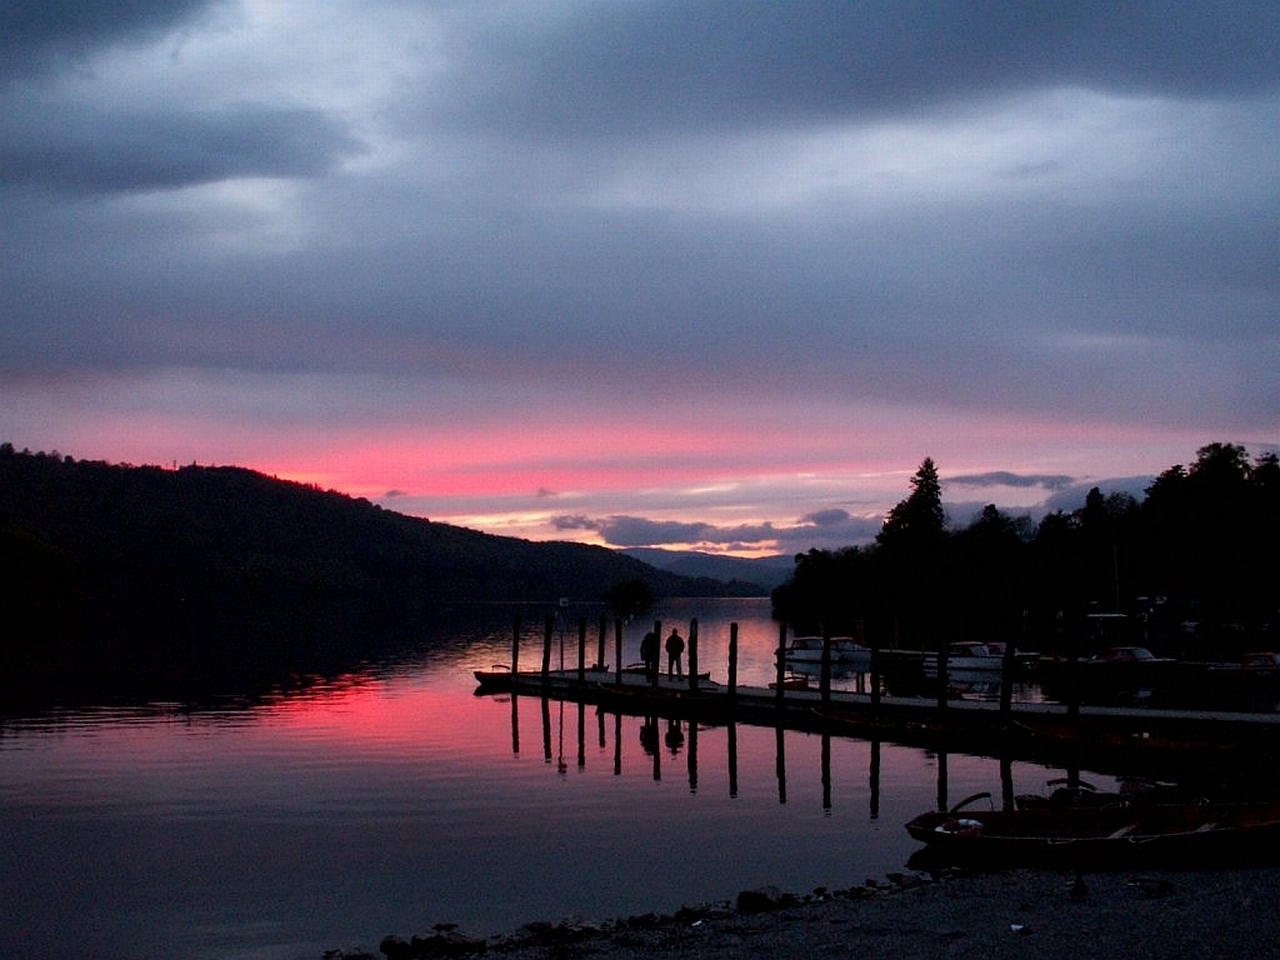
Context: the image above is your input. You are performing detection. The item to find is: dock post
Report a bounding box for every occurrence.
[541,613,553,686]
[820,629,832,706]
[1067,628,1081,722]
[597,615,607,671]
[688,618,699,693]
[651,620,661,687]
[511,614,521,676]
[935,639,948,715]
[577,617,586,684]
[614,618,623,686]
[775,622,787,706]
[869,638,880,713]
[727,624,738,700]
[1000,625,1017,716]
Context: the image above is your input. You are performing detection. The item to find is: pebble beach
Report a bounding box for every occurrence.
[329,867,1280,960]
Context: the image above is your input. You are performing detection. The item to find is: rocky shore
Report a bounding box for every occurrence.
[325,866,1280,960]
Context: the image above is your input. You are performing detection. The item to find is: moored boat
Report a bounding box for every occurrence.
[922,641,1038,680]
[783,636,872,672]
[474,664,514,689]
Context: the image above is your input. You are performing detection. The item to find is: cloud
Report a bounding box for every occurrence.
[0,2,1275,558]
[802,508,853,527]
[439,1,1280,142]
[948,471,1076,490]
[550,515,599,532]
[552,511,885,553]
[1040,476,1160,514]
[1,102,360,195]
[0,0,218,83]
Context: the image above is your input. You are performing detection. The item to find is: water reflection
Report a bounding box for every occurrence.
[500,690,1048,837]
[2,598,1140,960]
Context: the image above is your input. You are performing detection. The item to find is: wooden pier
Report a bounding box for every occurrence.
[474,614,1280,786]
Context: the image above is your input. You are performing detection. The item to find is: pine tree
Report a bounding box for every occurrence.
[877,456,944,549]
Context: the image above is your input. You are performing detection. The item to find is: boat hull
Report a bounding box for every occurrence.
[905,798,1280,869]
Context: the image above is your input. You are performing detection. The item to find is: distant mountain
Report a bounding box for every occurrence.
[620,548,795,592]
[0,447,752,696]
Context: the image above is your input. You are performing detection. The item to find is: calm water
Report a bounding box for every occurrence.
[0,598,1109,960]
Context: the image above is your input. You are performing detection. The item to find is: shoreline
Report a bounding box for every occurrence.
[328,865,1280,960]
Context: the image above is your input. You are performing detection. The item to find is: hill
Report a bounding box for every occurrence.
[0,446,747,698]
[621,548,793,592]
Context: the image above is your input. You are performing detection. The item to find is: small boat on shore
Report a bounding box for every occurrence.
[905,791,1280,868]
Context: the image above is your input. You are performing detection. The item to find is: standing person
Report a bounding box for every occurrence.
[640,630,658,675]
[666,628,685,679]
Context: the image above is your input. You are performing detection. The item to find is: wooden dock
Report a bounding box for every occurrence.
[473,613,1280,785]
[475,666,1280,786]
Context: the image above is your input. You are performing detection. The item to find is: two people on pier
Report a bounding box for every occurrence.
[639,627,686,678]
[637,627,686,680]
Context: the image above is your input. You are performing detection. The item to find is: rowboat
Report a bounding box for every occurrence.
[905,791,1280,868]
[473,664,611,689]
[473,664,708,691]
[474,664,515,689]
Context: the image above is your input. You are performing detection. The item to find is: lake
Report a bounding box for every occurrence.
[0,598,1112,960]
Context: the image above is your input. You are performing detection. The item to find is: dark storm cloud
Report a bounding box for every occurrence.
[551,515,599,532]
[444,1,1280,139]
[0,0,218,83]
[802,508,853,527]
[949,471,1075,490]
[0,103,360,194]
[596,517,722,547]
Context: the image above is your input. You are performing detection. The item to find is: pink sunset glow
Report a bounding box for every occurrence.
[1,3,1275,557]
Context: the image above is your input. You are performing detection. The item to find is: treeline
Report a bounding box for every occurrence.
[771,443,1280,659]
[0,445,750,697]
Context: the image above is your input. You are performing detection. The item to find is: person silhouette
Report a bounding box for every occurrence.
[665,628,685,678]
[640,630,658,675]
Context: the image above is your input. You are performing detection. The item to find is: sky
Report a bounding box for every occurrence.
[2,1,1277,557]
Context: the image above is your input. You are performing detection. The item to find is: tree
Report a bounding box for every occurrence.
[950,504,1030,642]
[770,547,867,635]
[1188,441,1251,488]
[607,578,655,620]
[874,457,948,648]
[876,457,944,550]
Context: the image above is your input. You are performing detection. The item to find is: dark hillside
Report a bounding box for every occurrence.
[0,447,739,699]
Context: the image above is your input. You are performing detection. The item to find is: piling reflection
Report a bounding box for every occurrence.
[776,724,787,804]
[688,720,698,793]
[821,732,831,812]
[509,696,912,809]
[728,721,738,798]
[869,740,881,819]
[500,690,1147,819]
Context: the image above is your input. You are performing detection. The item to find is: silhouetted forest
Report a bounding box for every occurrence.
[772,443,1280,660]
[0,445,755,700]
